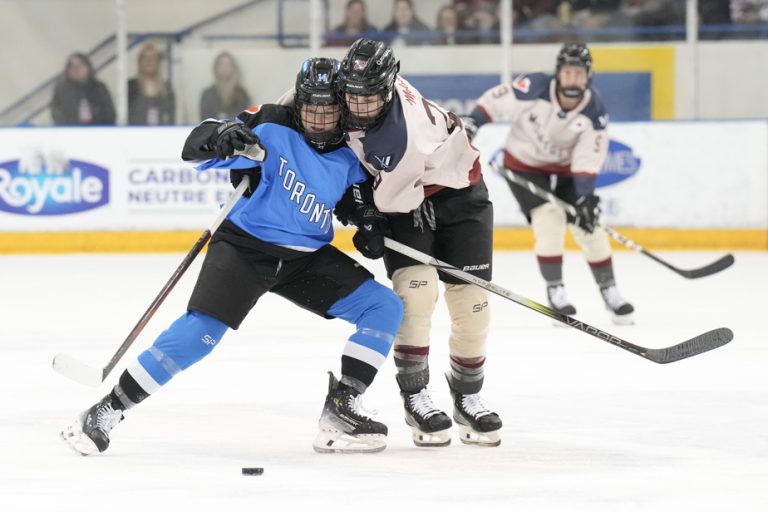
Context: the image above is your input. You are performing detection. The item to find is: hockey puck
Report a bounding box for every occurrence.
[241,467,264,476]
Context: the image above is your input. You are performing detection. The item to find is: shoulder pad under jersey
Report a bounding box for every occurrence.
[359,94,407,173]
[237,104,296,130]
[580,89,609,130]
[509,72,552,102]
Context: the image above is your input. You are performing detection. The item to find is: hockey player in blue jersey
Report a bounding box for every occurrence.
[60,58,403,455]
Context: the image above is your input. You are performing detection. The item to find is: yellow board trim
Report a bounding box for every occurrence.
[0,228,765,254]
[591,46,676,120]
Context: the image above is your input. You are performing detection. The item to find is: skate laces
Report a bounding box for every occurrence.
[460,394,493,419]
[600,285,626,308]
[347,393,378,419]
[408,389,442,419]
[95,403,123,432]
[547,285,571,309]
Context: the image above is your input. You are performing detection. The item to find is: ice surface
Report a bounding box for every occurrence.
[1,250,765,511]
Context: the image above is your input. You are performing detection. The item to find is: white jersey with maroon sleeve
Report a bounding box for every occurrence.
[476,73,609,177]
[345,76,481,213]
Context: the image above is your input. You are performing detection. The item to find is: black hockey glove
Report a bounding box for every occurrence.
[460,116,478,141]
[229,168,261,198]
[352,204,389,259]
[209,121,265,161]
[572,194,601,234]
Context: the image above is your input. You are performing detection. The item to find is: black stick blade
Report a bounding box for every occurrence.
[645,328,734,364]
[676,254,735,279]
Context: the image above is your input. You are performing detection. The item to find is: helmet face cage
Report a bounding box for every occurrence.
[555,42,593,99]
[294,57,343,149]
[337,38,399,130]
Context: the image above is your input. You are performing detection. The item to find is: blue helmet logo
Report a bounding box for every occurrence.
[596,139,641,188]
[0,158,109,215]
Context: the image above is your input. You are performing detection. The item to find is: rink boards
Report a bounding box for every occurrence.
[0,122,766,253]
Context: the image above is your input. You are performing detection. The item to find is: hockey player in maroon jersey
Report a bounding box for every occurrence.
[335,38,502,447]
[465,42,634,325]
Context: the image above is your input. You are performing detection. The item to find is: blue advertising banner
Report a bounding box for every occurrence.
[0,158,109,216]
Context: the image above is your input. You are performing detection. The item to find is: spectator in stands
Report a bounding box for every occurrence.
[453,0,474,28]
[698,0,732,40]
[505,0,562,42]
[433,5,470,44]
[463,1,501,44]
[617,0,686,41]
[199,51,252,121]
[515,0,561,29]
[128,43,175,125]
[732,1,768,23]
[699,0,732,24]
[382,0,431,46]
[51,53,115,126]
[326,0,378,47]
[569,0,622,30]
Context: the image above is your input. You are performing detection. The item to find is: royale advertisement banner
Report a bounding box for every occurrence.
[0,127,232,231]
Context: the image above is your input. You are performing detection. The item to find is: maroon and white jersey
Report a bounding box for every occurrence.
[474,72,609,177]
[345,76,481,213]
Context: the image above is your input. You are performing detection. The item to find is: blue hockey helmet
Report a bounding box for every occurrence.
[294,57,343,149]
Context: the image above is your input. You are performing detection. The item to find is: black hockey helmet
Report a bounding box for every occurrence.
[294,57,343,149]
[337,38,400,129]
[555,42,593,99]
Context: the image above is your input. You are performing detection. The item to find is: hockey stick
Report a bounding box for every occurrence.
[489,155,735,279]
[52,176,251,387]
[383,237,733,364]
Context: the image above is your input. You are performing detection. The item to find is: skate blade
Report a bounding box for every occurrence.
[313,428,386,454]
[60,418,98,456]
[611,313,635,326]
[410,426,451,447]
[457,424,501,447]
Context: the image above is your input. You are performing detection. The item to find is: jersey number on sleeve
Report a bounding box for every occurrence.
[421,98,459,134]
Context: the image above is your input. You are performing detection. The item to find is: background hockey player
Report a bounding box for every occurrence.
[60,58,403,456]
[335,38,502,447]
[465,42,634,325]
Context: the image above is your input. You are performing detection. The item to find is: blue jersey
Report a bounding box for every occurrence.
[189,105,366,251]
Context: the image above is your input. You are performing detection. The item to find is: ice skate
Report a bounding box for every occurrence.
[447,379,502,447]
[313,372,387,453]
[600,285,634,325]
[547,284,576,326]
[401,388,452,447]
[547,284,576,316]
[60,394,124,456]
